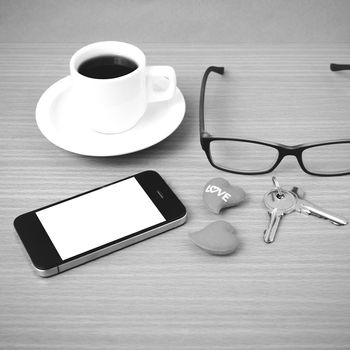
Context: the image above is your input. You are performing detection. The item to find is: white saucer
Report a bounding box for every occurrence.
[36,76,186,156]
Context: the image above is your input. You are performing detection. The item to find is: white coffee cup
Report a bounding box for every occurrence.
[69,41,177,134]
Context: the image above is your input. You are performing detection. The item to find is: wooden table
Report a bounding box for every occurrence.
[1,44,350,349]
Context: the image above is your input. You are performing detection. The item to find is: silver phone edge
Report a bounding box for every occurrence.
[34,213,187,278]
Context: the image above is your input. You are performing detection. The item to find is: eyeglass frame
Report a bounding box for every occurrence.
[199,64,350,176]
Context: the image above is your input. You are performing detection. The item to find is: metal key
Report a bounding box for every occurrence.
[263,188,297,244]
[293,190,348,226]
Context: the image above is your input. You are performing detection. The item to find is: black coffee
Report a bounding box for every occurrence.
[78,55,138,79]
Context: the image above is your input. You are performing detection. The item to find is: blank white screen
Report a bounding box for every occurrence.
[36,177,165,260]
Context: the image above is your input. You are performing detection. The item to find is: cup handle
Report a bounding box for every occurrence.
[146,66,176,103]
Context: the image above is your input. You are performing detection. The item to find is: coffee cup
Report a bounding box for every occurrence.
[69,41,177,134]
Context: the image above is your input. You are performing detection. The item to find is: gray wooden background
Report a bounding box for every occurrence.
[1,1,350,349]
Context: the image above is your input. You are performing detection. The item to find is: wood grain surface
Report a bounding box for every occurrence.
[1,44,350,349]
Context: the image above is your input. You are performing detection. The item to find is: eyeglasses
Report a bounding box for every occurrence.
[199,64,350,176]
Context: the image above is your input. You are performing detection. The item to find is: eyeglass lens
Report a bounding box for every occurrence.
[302,143,350,175]
[209,140,279,173]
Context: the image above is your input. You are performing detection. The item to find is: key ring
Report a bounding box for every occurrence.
[272,176,284,199]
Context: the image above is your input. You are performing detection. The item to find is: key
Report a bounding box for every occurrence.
[293,192,348,226]
[263,188,297,243]
[285,185,305,199]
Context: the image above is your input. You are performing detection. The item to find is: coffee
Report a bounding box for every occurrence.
[78,55,138,79]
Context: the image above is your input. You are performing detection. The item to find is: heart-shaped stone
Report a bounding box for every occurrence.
[203,178,246,214]
[188,221,240,255]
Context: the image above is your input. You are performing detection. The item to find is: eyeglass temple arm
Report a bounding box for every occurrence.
[330,63,350,71]
[199,63,348,134]
[199,66,225,135]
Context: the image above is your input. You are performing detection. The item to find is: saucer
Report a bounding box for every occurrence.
[36,76,186,156]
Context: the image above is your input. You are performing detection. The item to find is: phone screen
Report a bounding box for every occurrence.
[36,177,166,260]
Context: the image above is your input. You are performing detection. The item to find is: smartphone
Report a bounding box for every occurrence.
[14,170,187,277]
